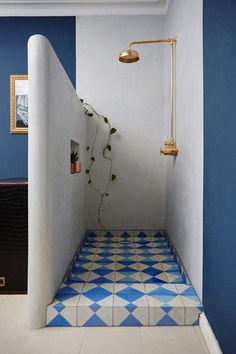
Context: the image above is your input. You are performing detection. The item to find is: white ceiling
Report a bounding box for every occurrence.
[0,0,169,16]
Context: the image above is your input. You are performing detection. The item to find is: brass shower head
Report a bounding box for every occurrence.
[119,38,176,64]
[119,49,139,63]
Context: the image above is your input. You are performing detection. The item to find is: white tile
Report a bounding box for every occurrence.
[185,307,202,325]
[80,327,142,354]
[140,327,208,354]
[165,272,182,283]
[0,294,8,305]
[115,271,142,282]
[18,327,85,354]
[0,295,31,354]
[193,327,210,354]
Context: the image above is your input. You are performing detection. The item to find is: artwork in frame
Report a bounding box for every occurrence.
[10,75,28,134]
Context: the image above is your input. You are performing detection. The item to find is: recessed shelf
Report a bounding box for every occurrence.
[70,140,81,174]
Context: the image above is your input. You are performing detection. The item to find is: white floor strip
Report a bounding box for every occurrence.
[199,313,222,354]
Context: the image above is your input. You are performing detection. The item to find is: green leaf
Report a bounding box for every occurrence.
[85,169,89,174]
[91,157,95,162]
[88,179,91,184]
[86,146,90,151]
[111,174,116,181]
[106,145,112,151]
[104,117,108,124]
[71,151,76,163]
[110,128,117,135]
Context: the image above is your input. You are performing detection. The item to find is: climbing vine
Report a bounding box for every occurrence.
[81,99,117,228]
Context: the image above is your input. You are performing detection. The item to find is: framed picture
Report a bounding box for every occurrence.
[10,75,28,134]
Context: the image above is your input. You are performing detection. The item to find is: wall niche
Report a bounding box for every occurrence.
[70,140,81,174]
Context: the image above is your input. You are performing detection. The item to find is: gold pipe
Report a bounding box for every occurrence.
[170,41,174,142]
[128,38,176,50]
[160,40,178,156]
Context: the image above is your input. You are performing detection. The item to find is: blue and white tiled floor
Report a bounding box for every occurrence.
[47,231,203,327]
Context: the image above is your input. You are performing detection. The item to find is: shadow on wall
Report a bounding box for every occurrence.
[84,106,168,230]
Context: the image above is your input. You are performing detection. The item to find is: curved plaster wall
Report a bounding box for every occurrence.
[27,35,86,329]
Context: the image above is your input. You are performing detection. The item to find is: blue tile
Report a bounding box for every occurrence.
[139,260,158,266]
[56,286,79,301]
[152,231,165,238]
[54,303,65,312]
[118,260,136,265]
[119,231,132,237]
[120,315,144,326]
[119,245,133,250]
[116,287,145,302]
[157,314,178,326]
[157,248,173,255]
[95,258,114,264]
[135,240,151,245]
[79,250,94,255]
[147,286,177,297]
[106,231,115,237]
[178,285,197,296]
[136,245,153,250]
[136,231,149,237]
[82,286,112,302]
[142,268,163,276]
[88,277,113,284]
[117,266,136,272]
[83,314,108,326]
[72,267,89,275]
[144,277,167,284]
[47,314,72,327]
[87,231,98,238]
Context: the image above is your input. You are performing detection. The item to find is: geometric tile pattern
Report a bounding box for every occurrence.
[47,230,203,327]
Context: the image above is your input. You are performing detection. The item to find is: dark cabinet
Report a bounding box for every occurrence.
[0,178,28,293]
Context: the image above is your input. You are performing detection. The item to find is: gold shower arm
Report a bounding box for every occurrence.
[128,38,176,50]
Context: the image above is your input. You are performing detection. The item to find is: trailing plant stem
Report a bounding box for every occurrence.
[82,101,117,229]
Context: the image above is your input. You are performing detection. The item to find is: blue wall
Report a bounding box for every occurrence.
[203,1,236,353]
[0,17,75,179]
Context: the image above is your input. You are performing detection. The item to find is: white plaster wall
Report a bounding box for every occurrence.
[165,0,203,297]
[28,35,86,329]
[76,16,168,230]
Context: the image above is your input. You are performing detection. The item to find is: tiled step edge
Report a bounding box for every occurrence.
[46,282,203,327]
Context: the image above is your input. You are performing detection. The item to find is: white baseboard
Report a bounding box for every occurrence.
[199,313,223,354]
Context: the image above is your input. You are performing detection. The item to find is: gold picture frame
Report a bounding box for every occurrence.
[10,75,28,134]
